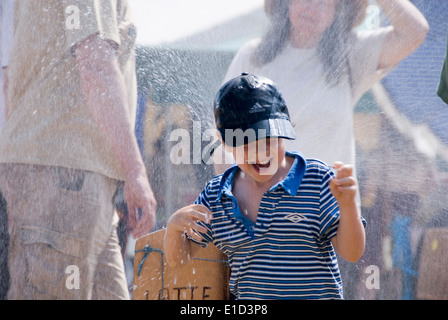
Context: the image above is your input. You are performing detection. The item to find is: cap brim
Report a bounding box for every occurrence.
[219,118,296,147]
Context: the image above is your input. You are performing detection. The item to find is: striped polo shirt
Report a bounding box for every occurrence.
[194,151,353,300]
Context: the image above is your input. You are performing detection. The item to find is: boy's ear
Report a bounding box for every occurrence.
[215,130,224,145]
[215,130,233,153]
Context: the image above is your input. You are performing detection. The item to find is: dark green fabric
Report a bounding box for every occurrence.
[437,34,448,104]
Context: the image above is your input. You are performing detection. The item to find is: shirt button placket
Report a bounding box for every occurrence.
[261,194,280,232]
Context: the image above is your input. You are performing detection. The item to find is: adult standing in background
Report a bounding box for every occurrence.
[0,0,156,299]
[218,0,428,178]
[0,0,15,300]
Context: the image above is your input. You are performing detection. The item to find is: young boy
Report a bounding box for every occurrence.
[164,73,365,299]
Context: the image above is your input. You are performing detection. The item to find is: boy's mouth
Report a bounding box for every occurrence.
[252,160,272,172]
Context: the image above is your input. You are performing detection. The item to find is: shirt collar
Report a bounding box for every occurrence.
[217,151,307,200]
[217,163,239,201]
[277,151,306,196]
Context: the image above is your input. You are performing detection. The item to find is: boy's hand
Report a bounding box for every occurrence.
[330,162,357,207]
[167,204,212,242]
[329,162,365,262]
[164,204,212,267]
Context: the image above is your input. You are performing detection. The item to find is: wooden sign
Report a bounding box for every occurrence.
[133,229,230,300]
[416,227,448,300]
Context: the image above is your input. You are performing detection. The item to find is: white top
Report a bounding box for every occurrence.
[223,27,392,167]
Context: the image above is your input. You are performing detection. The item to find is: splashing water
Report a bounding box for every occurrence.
[129,0,448,301]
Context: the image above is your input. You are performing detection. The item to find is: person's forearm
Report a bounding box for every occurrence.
[375,0,429,69]
[76,39,146,180]
[333,201,365,263]
[75,36,157,238]
[377,0,429,46]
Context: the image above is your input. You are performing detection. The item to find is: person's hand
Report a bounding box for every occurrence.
[124,171,157,239]
[329,162,357,207]
[166,204,212,242]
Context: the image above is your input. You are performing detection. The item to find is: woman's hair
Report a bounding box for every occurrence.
[253,0,365,87]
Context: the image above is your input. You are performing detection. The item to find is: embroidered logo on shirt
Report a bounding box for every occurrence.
[285,213,307,224]
[249,102,265,113]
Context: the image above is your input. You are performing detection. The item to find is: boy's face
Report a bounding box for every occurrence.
[227,137,287,183]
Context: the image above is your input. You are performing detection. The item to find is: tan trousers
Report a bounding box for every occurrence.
[0,164,129,300]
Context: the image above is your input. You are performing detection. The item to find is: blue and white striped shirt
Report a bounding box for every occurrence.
[194,151,358,299]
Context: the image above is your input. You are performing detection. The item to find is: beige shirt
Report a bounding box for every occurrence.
[0,0,137,181]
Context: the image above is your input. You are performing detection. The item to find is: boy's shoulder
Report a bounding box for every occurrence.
[207,173,226,188]
[286,151,333,174]
[303,158,335,179]
[201,170,231,196]
[304,158,333,171]
[200,164,239,202]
